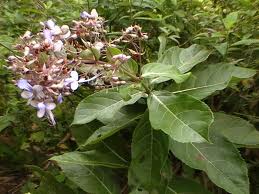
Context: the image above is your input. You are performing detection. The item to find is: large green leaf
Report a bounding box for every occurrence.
[170,63,256,99]
[148,91,213,143]
[54,163,120,194]
[51,149,127,168]
[84,106,144,145]
[158,45,210,73]
[128,112,171,191]
[170,63,234,99]
[170,133,249,194]
[73,88,144,125]
[211,112,259,146]
[141,63,191,84]
[168,177,213,194]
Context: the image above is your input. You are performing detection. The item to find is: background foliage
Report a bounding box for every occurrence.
[0,0,258,194]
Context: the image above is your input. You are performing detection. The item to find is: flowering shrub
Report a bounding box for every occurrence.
[2,1,259,194]
[7,9,147,125]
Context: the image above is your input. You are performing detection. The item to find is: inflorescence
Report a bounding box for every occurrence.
[6,9,147,125]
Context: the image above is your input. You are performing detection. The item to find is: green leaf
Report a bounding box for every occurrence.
[51,149,128,168]
[54,163,120,194]
[211,112,259,146]
[170,63,234,99]
[158,45,210,73]
[128,112,171,191]
[84,106,144,145]
[158,34,167,58]
[232,39,259,46]
[168,177,213,194]
[106,46,122,61]
[141,63,191,84]
[232,66,256,79]
[214,42,228,56]
[27,165,75,194]
[148,91,213,143]
[0,115,14,132]
[118,58,139,79]
[73,88,144,125]
[71,122,102,147]
[170,133,249,194]
[223,12,239,30]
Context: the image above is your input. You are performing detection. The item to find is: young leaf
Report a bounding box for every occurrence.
[84,106,144,145]
[73,88,144,125]
[128,112,171,191]
[158,34,167,58]
[53,163,120,194]
[170,133,249,194]
[170,63,234,99]
[148,91,213,143]
[211,112,259,146]
[223,11,239,30]
[0,114,14,132]
[214,42,228,56]
[158,45,210,73]
[51,150,128,169]
[141,63,191,84]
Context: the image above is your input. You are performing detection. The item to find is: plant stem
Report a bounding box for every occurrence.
[120,66,151,94]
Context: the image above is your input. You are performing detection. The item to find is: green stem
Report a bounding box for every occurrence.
[120,65,151,94]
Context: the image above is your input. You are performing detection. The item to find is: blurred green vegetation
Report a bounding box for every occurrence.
[0,0,258,193]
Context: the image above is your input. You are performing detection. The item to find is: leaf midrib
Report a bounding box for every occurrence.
[152,93,202,138]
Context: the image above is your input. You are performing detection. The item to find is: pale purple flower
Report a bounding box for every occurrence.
[37,102,56,125]
[65,71,86,91]
[17,79,32,91]
[53,40,63,52]
[80,11,91,19]
[46,19,55,30]
[43,29,53,43]
[80,9,98,19]
[112,54,131,62]
[51,25,62,35]
[60,25,71,39]
[17,79,45,100]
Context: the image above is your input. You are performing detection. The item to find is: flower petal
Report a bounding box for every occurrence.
[64,77,74,85]
[71,81,79,91]
[53,40,63,52]
[70,71,78,81]
[37,102,46,118]
[17,79,32,90]
[45,102,56,110]
[21,90,33,99]
[30,100,39,108]
[91,9,98,18]
[57,94,63,104]
[51,25,62,35]
[37,109,45,118]
[80,11,91,19]
[46,19,55,30]
[32,85,44,98]
[43,29,53,43]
